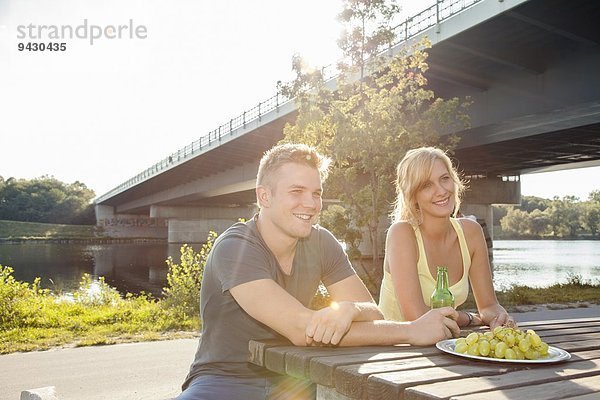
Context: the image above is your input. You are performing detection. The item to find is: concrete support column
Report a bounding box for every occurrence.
[94,204,168,239]
[150,205,256,220]
[95,204,116,225]
[461,176,522,239]
[156,205,257,243]
[168,219,238,243]
[461,176,521,270]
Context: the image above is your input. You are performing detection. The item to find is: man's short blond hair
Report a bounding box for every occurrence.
[256,143,331,189]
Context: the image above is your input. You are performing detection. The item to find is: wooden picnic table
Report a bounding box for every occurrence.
[249,317,600,399]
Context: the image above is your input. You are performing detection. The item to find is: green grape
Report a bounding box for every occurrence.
[513,347,525,360]
[525,349,540,360]
[455,342,469,354]
[478,340,491,357]
[495,341,507,358]
[495,329,506,340]
[518,338,531,352]
[530,333,542,347]
[465,332,479,346]
[538,342,549,356]
[504,333,515,346]
[489,338,499,351]
[504,348,517,360]
[467,343,480,356]
[483,331,494,341]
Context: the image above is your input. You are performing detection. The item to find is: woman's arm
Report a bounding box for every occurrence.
[386,222,430,321]
[462,218,515,329]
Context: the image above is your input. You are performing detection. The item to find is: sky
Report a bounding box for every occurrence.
[1,0,598,202]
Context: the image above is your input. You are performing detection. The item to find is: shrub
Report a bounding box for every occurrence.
[0,265,49,330]
[162,231,217,319]
[73,274,123,307]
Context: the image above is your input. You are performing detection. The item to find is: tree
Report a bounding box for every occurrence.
[548,196,582,237]
[281,0,470,262]
[581,202,600,237]
[500,208,531,237]
[520,195,550,213]
[528,208,551,237]
[589,190,600,204]
[0,176,96,224]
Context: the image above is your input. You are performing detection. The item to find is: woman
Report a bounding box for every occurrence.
[378,146,514,329]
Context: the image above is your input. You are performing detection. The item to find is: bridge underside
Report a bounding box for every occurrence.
[95,0,600,243]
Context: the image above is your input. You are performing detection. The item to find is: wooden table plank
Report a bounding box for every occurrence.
[334,355,464,399]
[533,325,600,337]
[544,332,600,345]
[518,317,600,328]
[248,339,290,367]
[562,393,600,400]
[366,364,516,400]
[285,346,399,379]
[550,339,600,353]
[449,374,600,400]
[404,355,600,400]
[309,346,441,387]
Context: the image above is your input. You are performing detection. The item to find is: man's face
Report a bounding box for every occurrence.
[260,162,323,240]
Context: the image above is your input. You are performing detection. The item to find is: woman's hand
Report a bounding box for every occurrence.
[479,305,516,330]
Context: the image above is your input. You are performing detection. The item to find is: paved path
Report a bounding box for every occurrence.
[0,338,198,400]
[1,304,598,400]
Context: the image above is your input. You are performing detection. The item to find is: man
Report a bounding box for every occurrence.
[178,143,459,400]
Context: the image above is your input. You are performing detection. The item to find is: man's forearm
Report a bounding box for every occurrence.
[337,320,412,346]
[347,301,384,321]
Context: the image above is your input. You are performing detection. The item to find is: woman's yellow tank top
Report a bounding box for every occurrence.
[378,218,471,321]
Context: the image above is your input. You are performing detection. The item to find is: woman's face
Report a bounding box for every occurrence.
[415,159,456,219]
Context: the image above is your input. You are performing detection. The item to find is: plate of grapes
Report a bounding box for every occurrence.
[436,326,571,363]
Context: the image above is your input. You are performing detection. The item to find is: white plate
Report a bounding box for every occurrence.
[436,339,571,363]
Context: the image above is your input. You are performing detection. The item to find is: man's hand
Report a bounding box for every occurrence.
[407,307,460,346]
[305,301,358,346]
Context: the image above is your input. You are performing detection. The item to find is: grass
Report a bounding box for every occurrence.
[0,266,200,355]
[460,274,600,311]
[0,219,99,241]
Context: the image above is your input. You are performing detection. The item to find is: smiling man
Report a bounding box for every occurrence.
[177,143,459,400]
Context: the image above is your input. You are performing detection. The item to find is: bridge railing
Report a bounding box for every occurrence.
[96,0,481,203]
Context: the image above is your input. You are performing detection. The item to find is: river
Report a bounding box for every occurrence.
[0,240,598,296]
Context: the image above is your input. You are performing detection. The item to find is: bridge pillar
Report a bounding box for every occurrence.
[94,204,168,239]
[461,176,521,237]
[461,176,521,269]
[149,205,256,243]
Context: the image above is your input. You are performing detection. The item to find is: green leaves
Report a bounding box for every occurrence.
[161,231,217,319]
[281,1,470,260]
[0,176,96,224]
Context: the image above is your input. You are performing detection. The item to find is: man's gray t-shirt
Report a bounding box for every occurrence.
[182,217,355,388]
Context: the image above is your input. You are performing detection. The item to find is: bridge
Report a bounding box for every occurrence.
[94,0,600,249]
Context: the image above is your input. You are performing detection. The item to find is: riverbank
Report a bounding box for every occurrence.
[0,219,167,243]
[1,305,598,400]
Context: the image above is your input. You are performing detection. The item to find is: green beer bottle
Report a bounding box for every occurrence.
[430,266,454,309]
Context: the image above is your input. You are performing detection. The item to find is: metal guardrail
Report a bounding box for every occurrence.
[95,0,481,203]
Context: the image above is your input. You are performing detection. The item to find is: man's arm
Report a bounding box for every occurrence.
[229,278,460,347]
[229,279,316,346]
[303,275,383,345]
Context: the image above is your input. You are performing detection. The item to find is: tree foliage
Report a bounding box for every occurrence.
[280,0,470,260]
[0,176,96,224]
[498,193,600,238]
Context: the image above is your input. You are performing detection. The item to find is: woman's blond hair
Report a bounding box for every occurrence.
[391,147,465,225]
